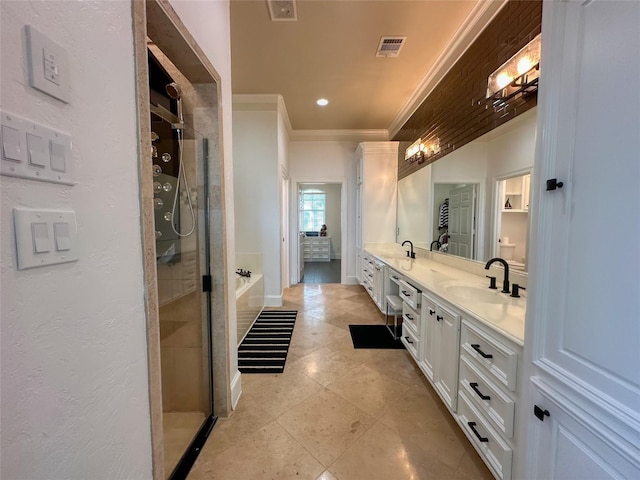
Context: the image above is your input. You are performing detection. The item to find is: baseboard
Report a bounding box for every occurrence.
[345,275,360,285]
[230,370,242,410]
[264,294,283,307]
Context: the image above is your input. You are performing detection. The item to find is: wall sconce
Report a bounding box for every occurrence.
[405,138,440,164]
[486,34,541,108]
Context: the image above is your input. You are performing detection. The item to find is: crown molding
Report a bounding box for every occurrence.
[388,0,508,138]
[289,129,389,142]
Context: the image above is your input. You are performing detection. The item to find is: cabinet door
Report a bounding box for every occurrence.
[420,295,438,381]
[529,0,640,421]
[528,378,638,480]
[525,1,640,477]
[434,304,461,411]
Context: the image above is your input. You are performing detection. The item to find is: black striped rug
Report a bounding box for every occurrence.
[238,310,297,374]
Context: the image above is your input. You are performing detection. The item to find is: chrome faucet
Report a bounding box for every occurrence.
[430,240,441,251]
[485,257,510,293]
[402,240,416,259]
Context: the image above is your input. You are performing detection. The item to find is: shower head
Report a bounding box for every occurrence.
[165,82,184,127]
[165,82,181,100]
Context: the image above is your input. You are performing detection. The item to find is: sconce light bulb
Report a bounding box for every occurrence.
[517,57,534,75]
[496,72,512,90]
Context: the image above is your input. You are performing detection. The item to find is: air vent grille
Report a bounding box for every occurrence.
[376,36,407,57]
[267,1,297,21]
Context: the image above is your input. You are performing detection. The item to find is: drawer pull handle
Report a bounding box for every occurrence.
[436,315,443,322]
[429,309,435,316]
[468,422,489,443]
[401,290,410,297]
[404,336,413,344]
[392,275,399,280]
[367,287,373,291]
[471,344,493,359]
[404,314,414,321]
[470,382,491,400]
[375,266,382,271]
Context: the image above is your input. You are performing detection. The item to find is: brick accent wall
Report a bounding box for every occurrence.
[394,0,542,180]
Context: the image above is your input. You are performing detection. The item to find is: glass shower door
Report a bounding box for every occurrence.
[151,109,214,477]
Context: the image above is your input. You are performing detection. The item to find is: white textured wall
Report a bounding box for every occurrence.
[0,1,152,478]
[289,141,357,281]
[232,109,281,304]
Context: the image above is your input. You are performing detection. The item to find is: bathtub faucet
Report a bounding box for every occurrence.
[236,269,251,278]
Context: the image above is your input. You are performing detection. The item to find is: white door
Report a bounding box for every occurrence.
[523,1,640,478]
[448,184,476,258]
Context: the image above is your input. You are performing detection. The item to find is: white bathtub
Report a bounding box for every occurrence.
[235,274,264,345]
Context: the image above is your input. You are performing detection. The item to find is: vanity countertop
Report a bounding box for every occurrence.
[364,245,526,346]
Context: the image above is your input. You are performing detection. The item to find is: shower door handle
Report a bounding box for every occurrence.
[202,275,212,292]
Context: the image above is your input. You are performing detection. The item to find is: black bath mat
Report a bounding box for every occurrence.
[349,325,406,349]
[238,310,297,374]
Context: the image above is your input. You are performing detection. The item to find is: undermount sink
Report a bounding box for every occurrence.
[442,282,510,305]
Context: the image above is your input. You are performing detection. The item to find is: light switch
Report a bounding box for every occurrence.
[50,141,66,172]
[1,110,74,185]
[27,132,47,167]
[1,125,24,161]
[53,222,71,251]
[13,207,79,270]
[31,222,51,253]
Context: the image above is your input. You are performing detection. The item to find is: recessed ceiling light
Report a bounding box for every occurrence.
[316,98,329,106]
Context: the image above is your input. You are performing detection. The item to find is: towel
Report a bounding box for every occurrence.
[438,198,449,229]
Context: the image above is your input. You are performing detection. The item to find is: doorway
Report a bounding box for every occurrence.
[298,183,342,284]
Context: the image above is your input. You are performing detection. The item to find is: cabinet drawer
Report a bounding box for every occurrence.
[458,391,513,480]
[311,246,330,253]
[402,303,420,332]
[399,279,421,309]
[402,324,420,361]
[459,355,515,438]
[389,271,401,286]
[461,321,518,391]
[313,253,330,261]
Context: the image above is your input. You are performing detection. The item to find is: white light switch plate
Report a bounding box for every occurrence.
[13,207,79,270]
[25,25,70,103]
[1,110,74,185]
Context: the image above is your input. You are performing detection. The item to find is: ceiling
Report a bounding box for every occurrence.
[229,0,506,135]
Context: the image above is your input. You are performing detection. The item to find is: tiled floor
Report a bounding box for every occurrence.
[301,260,341,284]
[189,283,493,479]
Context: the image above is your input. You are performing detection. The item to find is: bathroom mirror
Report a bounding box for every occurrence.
[396,107,537,271]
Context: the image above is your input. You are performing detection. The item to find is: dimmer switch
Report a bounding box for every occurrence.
[25,25,70,103]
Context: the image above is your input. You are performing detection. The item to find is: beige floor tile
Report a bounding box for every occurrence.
[200,395,274,457]
[315,470,339,480]
[241,369,323,418]
[189,421,325,480]
[163,412,205,475]
[287,346,361,386]
[326,364,411,418]
[277,388,376,466]
[186,284,492,479]
[328,421,469,480]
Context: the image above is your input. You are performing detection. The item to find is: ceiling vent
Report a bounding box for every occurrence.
[376,36,407,57]
[267,1,297,21]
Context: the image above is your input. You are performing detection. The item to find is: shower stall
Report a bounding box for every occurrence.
[148,50,216,478]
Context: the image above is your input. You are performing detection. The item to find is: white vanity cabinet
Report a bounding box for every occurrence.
[457,320,521,480]
[420,292,461,412]
[361,252,387,312]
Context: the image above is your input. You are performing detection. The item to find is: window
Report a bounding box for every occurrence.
[299,190,326,231]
